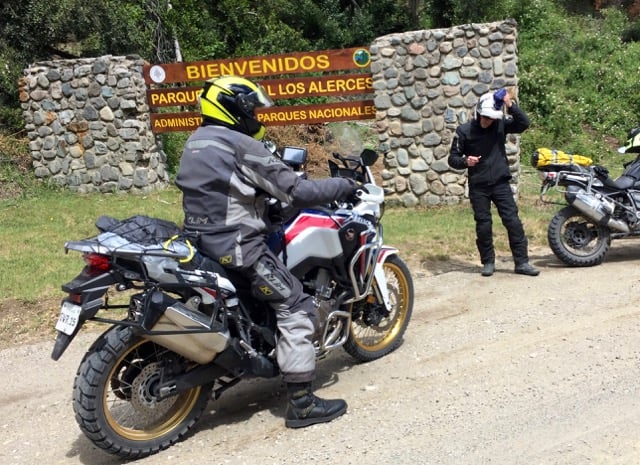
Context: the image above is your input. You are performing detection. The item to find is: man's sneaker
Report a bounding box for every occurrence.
[481,263,495,277]
[514,262,540,276]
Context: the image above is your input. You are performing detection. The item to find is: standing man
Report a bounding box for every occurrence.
[176,76,358,427]
[448,89,539,277]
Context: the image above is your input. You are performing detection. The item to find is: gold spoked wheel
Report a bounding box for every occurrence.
[343,254,414,362]
[104,339,203,440]
[73,327,212,459]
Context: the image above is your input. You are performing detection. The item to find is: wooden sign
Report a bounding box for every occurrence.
[145,47,374,133]
[150,100,375,133]
[144,47,371,85]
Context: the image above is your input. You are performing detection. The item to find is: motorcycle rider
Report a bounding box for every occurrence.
[618,127,640,155]
[448,89,539,277]
[175,76,357,428]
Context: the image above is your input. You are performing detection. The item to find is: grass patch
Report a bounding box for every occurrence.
[0,156,573,348]
[0,187,184,301]
[0,168,562,303]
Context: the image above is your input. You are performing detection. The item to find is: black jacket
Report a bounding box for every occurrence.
[448,104,530,186]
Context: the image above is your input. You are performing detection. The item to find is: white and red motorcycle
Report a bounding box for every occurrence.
[51,142,414,459]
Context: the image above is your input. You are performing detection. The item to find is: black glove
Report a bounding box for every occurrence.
[343,179,362,204]
[593,165,609,178]
[356,184,370,195]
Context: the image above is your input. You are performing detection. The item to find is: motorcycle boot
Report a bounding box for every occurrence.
[481,262,495,277]
[514,262,540,276]
[285,383,347,428]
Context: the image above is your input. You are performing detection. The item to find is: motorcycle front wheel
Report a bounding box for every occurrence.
[343,254,414,362]
[548,205,611,267]
[72,326,212,459]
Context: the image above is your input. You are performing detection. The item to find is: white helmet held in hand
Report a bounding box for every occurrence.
[475,91,504,120]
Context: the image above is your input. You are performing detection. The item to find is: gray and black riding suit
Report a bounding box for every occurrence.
[176,125,356,383]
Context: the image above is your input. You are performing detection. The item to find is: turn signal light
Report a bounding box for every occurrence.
[538,171,557,182]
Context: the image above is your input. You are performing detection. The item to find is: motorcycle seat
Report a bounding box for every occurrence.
[607,174,638,190]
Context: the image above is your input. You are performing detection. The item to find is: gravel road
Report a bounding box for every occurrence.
[2,245,640,465]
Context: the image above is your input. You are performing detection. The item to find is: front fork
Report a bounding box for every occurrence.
[371,246,398,312]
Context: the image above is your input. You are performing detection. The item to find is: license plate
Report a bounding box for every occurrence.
[55,301,82,336]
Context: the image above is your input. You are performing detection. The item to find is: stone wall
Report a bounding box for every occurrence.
[370,19,522,207]
[19,20,520,200]
[20,55,169,194]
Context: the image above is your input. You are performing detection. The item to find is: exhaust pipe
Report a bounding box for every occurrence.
[567,188,630,233]
[145,299,230,364]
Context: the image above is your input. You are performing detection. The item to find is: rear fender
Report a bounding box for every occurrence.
[53,270,118,361]
[372,246,398,312]
[51,297,104,360]
[62,268,119,301]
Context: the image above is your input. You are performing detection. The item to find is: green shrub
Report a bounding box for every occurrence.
[160,132,190,176]
[516,4,640,169]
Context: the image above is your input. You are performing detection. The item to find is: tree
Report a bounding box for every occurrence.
[424,0,521,27]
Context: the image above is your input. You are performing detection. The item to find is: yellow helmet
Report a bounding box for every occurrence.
[199,76,273,139]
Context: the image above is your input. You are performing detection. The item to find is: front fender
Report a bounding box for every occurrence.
[376,245,399,264]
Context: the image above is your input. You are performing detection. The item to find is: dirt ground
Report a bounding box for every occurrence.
[2,243,640,465]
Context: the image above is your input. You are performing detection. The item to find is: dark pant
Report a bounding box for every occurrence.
[469,181,529,266]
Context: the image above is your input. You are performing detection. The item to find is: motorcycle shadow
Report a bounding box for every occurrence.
[195,349,355,428]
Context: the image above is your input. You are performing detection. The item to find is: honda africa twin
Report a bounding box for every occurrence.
[52,143,414,459]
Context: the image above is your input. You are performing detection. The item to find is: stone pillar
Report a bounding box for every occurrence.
[371,19,522,207]
[20,55,169,194]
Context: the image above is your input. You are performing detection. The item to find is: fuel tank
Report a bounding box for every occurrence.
[283,209,344,270]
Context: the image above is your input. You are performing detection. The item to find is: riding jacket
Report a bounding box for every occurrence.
[448,103,530,186]
[175,125,357,267]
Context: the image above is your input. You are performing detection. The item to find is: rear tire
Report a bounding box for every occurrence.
[548,206,611,267]
[72,326,212,459]
[343,254,414,362]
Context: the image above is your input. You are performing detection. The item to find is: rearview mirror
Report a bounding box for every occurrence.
[360,148,378,167]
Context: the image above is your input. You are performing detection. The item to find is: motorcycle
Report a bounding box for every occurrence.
[536,128,640,266]
[51,140,414,459]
